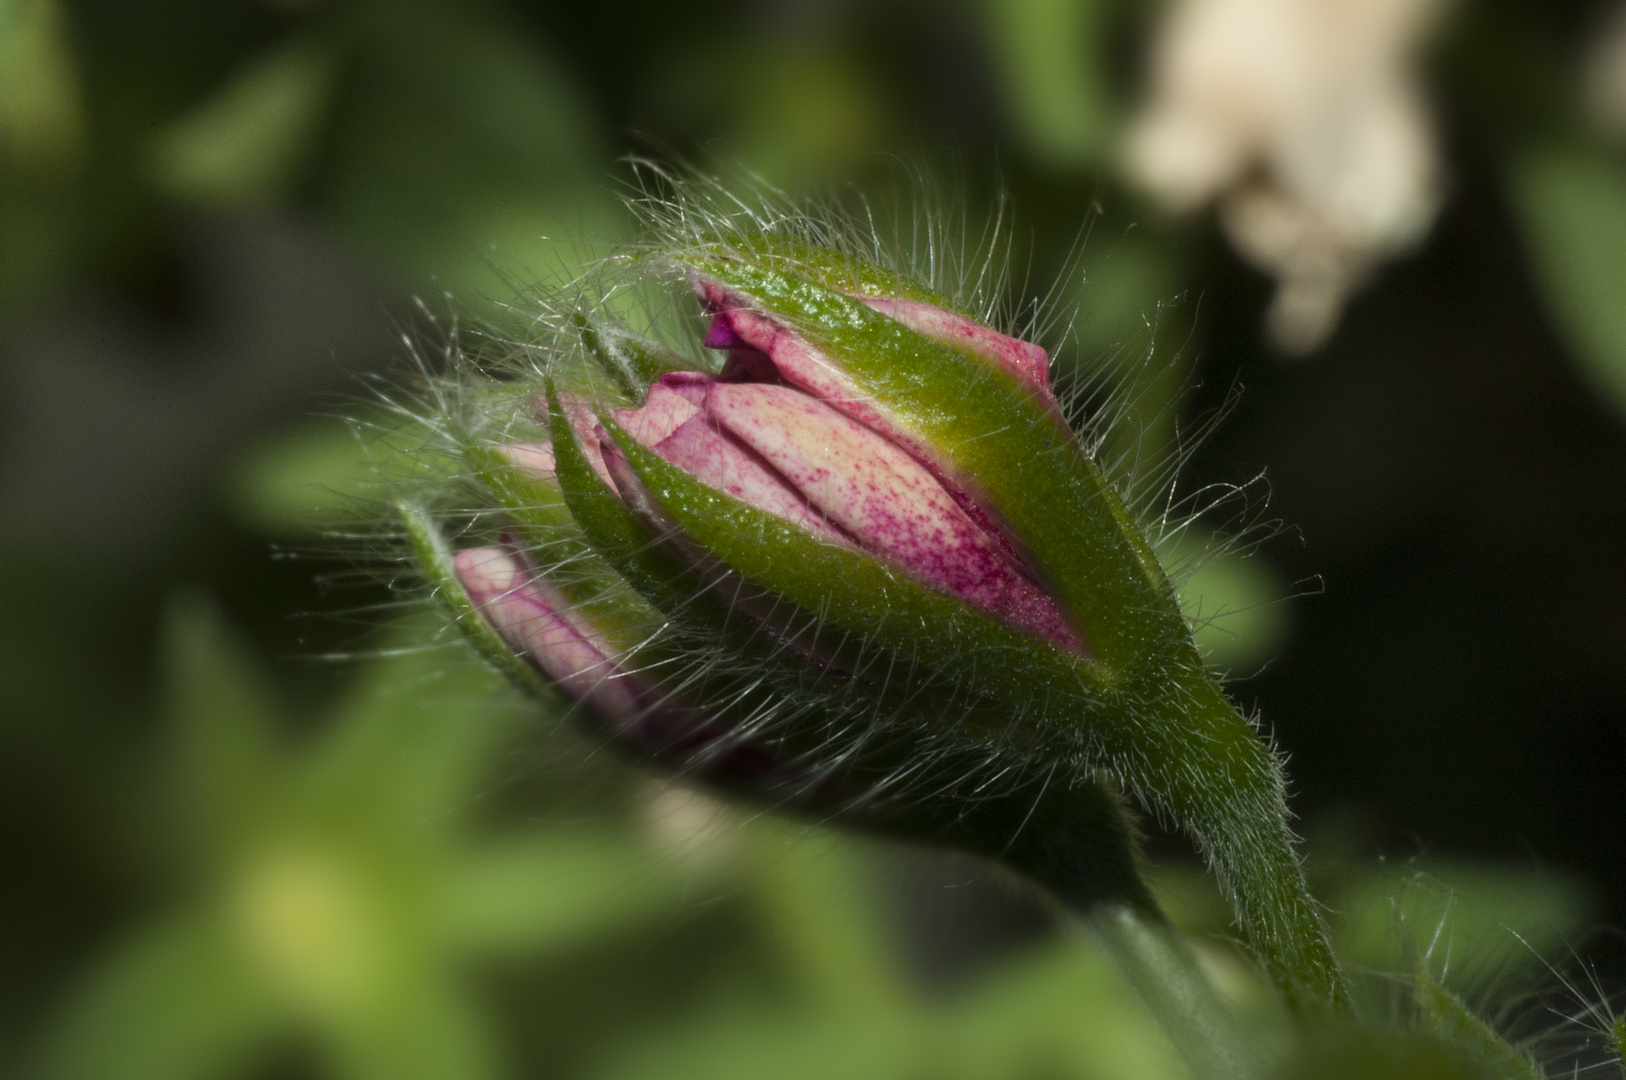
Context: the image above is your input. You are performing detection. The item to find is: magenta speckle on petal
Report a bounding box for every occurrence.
[702,382,1079,650]
[678,272,1086,653]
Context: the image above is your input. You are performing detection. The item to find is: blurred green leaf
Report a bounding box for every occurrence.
[227,408,464,537]
[949,940,1185,1079]
[150,37,337,208]
[1172,535,1294,673]
[36,918,279,1080]
[319,4,620,304]
[1067,233,1183,359]
[592,1003,916,1080]
[228,415,380,535]
[740,822,911,1014]
[984,0,1119,168]
[164,594,281,871]
[1273,1025,1496,1080]
[0,0,86,172]
[324,980,495,1080]
[1330,859,1591,985]
[36,600,701,1080]
[443,829,690,957]
[1511,143,1626,423]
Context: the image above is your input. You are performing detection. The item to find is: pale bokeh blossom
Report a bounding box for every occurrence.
[1124,0,1450,354]
[1585,4,1626,139]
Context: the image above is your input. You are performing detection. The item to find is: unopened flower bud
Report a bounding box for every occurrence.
[392,175,1347,1019]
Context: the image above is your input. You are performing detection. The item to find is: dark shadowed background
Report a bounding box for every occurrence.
[2,1,1624,1077]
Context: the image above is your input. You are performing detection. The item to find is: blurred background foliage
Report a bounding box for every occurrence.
[2,0,1624,1076]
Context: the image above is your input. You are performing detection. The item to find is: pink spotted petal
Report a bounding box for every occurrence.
[702,383,1079,650]
[652,415,846,545]
[613,372,713,449]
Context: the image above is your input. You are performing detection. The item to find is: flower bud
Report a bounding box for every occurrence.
[451,545,648,725]
[393,181,1347,1016]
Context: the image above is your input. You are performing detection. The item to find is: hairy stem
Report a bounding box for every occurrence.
[1171,677,1351,1018]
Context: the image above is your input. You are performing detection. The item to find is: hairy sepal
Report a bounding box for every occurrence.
[461,440,657,656]
[575,314,696,401]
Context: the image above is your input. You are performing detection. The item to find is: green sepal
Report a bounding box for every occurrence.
[461,440,656,653]
[573,312,695,400]
[703,234,957,310]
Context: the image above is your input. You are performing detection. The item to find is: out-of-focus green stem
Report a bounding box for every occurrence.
[1414,966,1541,1080]
[951,782,1259,1080]
[1084,905,1258,1080]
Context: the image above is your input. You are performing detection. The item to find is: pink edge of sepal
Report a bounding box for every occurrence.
[860,298,1055,402]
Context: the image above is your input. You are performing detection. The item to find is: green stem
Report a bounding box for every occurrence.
[1084,905,1258,1080]
[942,781,1259,1080]
[1168,677,1352,1018]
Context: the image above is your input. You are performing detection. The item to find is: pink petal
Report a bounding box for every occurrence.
[454,546,644,720]
[703,383,1080,649]
[652,415,846,545]
[614,389,695,448]
[703,313,745,349]
[501,441,556,480]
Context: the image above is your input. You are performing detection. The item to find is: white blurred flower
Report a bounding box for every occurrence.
[1124,0,1449,354]
[1585,4,1626,139]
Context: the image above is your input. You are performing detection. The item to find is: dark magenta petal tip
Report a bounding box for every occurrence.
[702,314,745,349]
